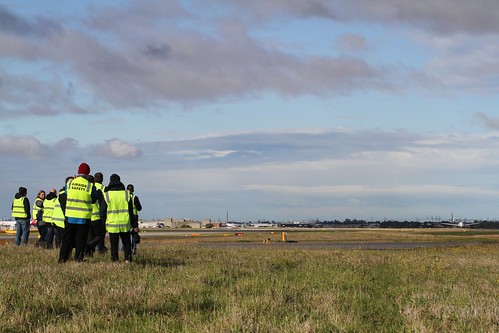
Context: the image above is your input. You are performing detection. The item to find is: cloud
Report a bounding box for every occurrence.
[172,149,237,160]
[220,0,499,35]
[95,139,142,159]
[0,70,90,118]
[475,112,499,130]
[2,0,498,117]
[337,34,368,53]
[0,4,61,37]
[0,1,393,115]
[0,135,44,157]
[244,184,499,198]
[1,129,499,220]
[144,43,172,60]
[420,34,499,93]
[0,136,85,160]
[125,129,499,220]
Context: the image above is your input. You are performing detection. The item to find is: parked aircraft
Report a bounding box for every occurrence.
[224,223,243,228]
[249,222,277,228]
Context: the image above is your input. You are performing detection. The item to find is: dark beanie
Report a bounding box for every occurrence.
[110,173,120,182]
[78,163,91,175]
[18,187,27,196]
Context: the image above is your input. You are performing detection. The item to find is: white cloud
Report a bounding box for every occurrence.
[420,34,499,93]
[172,149,237,160]
[1,129,499,220]
[0,135,44,157]
[95,139,141,159]
[244,184,499,197]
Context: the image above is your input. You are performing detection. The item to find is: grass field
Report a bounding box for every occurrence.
[0,229,497,332]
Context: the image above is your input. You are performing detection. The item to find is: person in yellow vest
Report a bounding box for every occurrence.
[100,174,138,262]
[11,187,31,246]
[43,188,57,249]
[51,176,74,249]
[86,172,107,255]
[33,190,47,247]
[58,163,97,263]
[126,184,142,255]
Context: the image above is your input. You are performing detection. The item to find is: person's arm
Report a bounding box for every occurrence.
[97,189,105,207]
[99,198,107,223]
[25,198,31,220]
[90,185,98,204]
[46,190,56,200]
[59,192,67,212]
[36,199,44,208]
[128,199,138,230]
[134,196,142,212]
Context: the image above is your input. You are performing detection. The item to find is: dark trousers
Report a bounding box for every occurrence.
[87,219,106,252]
[58,221,89,262]
[36,224,48,247]
[54,226,64,248]
[44,223,55,249]
[109,232,132,262]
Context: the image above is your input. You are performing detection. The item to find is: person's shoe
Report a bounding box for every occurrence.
[84,245,94,257]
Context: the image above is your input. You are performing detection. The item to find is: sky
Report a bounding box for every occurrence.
[2,0,499,222]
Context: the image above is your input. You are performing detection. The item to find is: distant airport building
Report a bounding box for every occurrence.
[279,221,321,228]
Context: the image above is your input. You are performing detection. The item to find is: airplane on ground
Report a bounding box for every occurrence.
[249,222,277,228]
[439,221,481,228]
[224,223,243,228]
[438,213,480,228]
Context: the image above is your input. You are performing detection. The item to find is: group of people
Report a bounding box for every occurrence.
[11,162,142,263]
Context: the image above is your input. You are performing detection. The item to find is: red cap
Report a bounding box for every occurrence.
[78,163,90,175]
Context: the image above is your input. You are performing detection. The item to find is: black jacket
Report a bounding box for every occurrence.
[133,195,142,213]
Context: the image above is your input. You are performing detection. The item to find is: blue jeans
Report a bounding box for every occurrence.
[16,219,30,246]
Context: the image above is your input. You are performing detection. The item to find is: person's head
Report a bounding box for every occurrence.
[127,184,134,193]
[37,190,46,199]
[87,175,95,183]
[94,172,103,184]
[18,187,27,197]
[65,176,74,185]
[110,174,121,183]
[77,162,90,175]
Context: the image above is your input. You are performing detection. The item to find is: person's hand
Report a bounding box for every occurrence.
[133,227,139,232]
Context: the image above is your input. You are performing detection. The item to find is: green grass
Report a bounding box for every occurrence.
[0,230,498,332]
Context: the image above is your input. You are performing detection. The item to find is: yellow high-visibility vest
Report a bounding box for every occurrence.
[33,197,43,219]
[51,190,65,228]
[12,197,28,218]
[104,190,131,233]
[130,193,138,216]
[42,197,56,224]
[91,183,105,221]
[65,177,94,219]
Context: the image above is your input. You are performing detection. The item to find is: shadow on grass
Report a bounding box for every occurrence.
[133,257,186,268]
